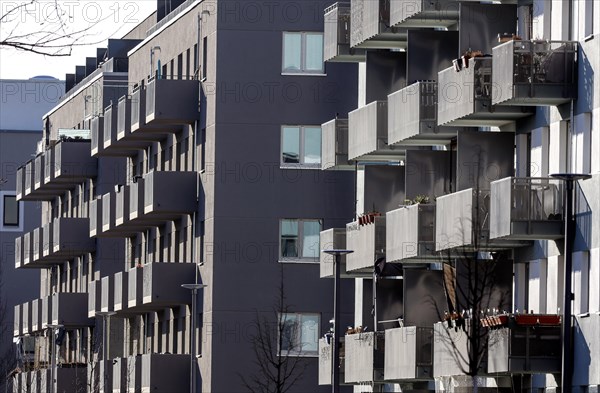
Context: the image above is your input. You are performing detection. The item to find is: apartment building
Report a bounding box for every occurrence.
[317,0,599,392]
[1,77,64,392]
[11,1,359,392]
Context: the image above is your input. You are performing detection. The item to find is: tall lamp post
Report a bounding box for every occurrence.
[322,249,353,393]
[181,283,207,393]
[46,324,64,393]
[550,173,591,393]
[96,311,117,391]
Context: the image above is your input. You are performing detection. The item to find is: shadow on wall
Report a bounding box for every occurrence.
[576,46,594,114]
[574,180,592,252]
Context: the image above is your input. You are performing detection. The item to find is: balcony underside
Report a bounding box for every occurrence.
[438,104,531,127]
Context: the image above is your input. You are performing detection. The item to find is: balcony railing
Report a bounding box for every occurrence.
[318,338,347,385]
[88,280,101,318]
[384,327,434,381]
[437,58,532,127]
[433,321,469,378]
[321,118,353,170]
[31,297,49,332]
[386,204,436,263]
[48,140,98,185]
[492,40,577,106]
[16,160,55,201]
[349,101,404,162]
[435,188,526,252]
[101,275,115,313]
[44,218,95,262]
[388,82,459,146]
[114,271,128,313]
[490,177,564,241]
[51,293,93,327]
[324,3,365,62]
[319,228,350,278]
[127,263,196,313]
[390,0,459,28]
[90,115,104,156]
[141,354,190,393]
[344,332,385,384]
[346,217,386,274]
[14,304,23,337]
[351,0,407,49]
[488,325,561,374]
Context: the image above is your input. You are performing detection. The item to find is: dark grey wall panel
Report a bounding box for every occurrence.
[364,165,406,214]
[407,30,459,84]
[459,3,518,55]
[405,150,455,201]
[456,130,514,191]
[403,269,447,327]
[366,51,407,103]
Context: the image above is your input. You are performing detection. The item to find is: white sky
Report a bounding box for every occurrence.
[0,1,156,80]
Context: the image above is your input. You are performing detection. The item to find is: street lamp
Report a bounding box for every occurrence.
[181,283,207,393]
[550,173,591,393]
[322,249,353,393]
[46,324,64,393]
[96,311,117,392]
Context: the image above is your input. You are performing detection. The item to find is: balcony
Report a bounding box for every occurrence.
[141,354,189,393]
[350,0,408,49]
[346,217,385,274]
[320,228,354,279]
[16,160,55,202]
[490,177,564,241]
[116,95,154,146]
[43,218,95,262]
[45,140,97,187]
[96,187,144,238]
[143,78,199,126]
[321,118,353,170]
[318,338,347,385]
[386,204,436,263]
[384,327,434,381]
[141,171,198,220]
[488,325,561,374]
[14,304,23,337]
[492,40,577,106]
[437,58,532,127]
[344,332,385,384]
[108,97,147,153]
[390,0,459,28]
[51,293,93,327]
[324,3,365,62]
[113,357,140,393]
[90,115,104,156]
[349,101,404,162]
[388,82,460,146]
[127,263,196,313]
[435,188,526,252]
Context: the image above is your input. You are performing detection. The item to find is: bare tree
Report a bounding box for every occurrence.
[0,0,104,56]
[240,266,309,393]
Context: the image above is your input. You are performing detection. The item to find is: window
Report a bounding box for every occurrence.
[279,313,320,356]
[1,192,22,231]
[281,126,321,167]
[282,32,324,74]
[279,219,321,261]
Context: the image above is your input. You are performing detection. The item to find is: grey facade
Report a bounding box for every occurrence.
[11,1,357,392]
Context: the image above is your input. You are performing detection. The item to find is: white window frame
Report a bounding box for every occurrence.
[281,32,325,75]
[277,312,320,357]
[279,219,322,263]
[280,125,322,169]
[0,191,24,232]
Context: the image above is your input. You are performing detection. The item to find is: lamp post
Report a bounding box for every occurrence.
[96,311,117,392]
[46,324,64,393]
[322,249,353,393]
[550,173,591,393]
[181,284,207,393]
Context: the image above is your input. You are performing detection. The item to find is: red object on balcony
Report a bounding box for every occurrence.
[514,314,561,326]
